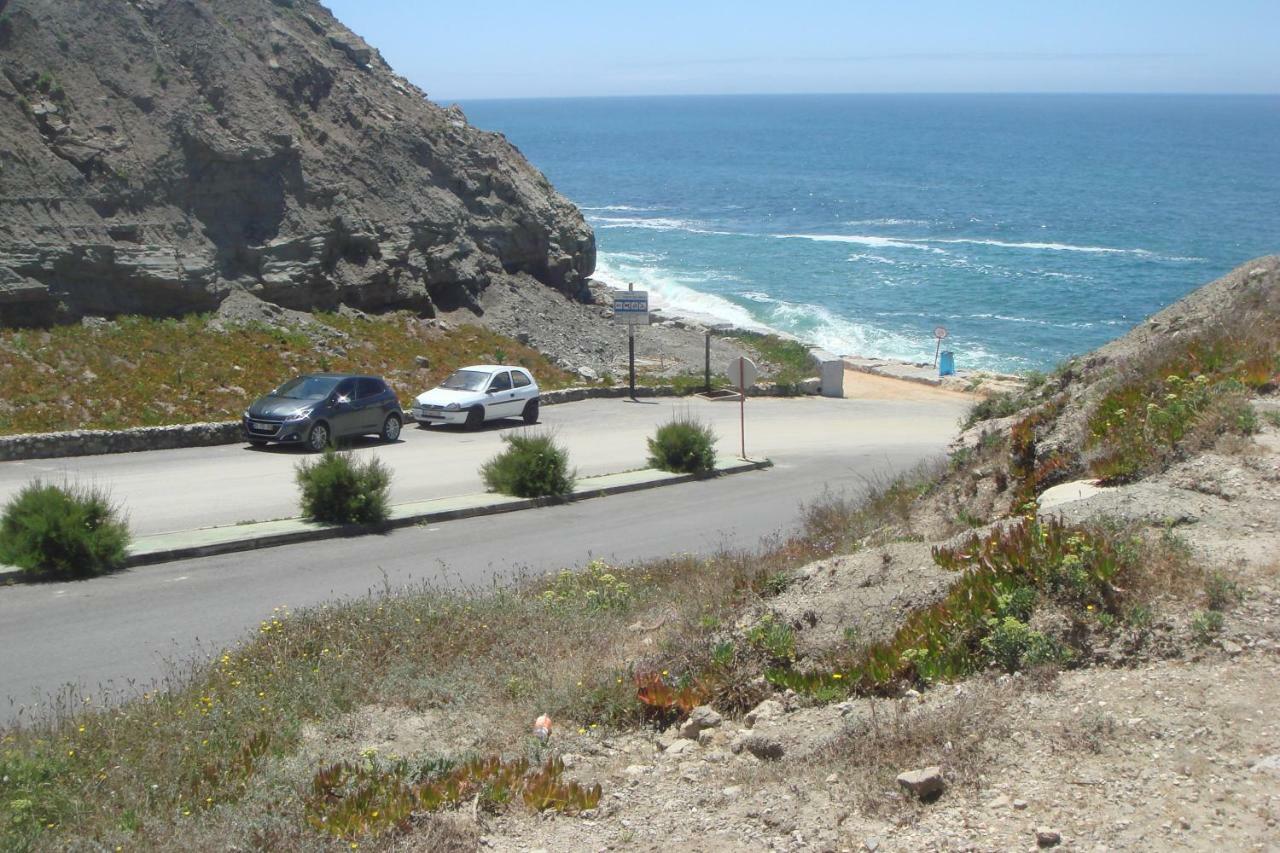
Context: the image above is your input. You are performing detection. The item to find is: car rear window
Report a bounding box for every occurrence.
[512,370,531,388]
[356,378,383,399]
[489,371,512,391]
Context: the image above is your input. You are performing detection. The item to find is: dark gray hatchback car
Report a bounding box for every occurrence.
[242,374,404,451]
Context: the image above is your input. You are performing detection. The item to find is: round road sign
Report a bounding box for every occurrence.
[933,326,948,340]
[726,356,758,389]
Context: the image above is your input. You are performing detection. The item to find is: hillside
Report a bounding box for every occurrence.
[0,0,594,325]
[3,258,1276,850]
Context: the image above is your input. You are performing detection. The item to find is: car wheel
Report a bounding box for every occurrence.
[382,413,402,442]
[465,405,484,430]
[522,398,539,425]
[306,421,331,452]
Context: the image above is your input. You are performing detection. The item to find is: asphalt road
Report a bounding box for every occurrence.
[0,394,970,725]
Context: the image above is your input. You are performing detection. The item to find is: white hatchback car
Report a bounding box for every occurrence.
[411,365,540,429]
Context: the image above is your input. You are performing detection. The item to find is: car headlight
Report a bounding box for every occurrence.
[445,402,460,411]
[243,410,251,419]
[283,408,313,421]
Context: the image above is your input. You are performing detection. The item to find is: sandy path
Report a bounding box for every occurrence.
[842,367,978,402]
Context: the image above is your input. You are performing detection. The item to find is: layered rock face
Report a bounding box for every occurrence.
[0,0,595,324]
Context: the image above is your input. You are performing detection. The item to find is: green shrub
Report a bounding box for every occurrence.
[646,416,717,474]
[295,448,390,525]
[1204,571,1243,611]
[1191,609,1224,644]
[0,481,129,578]
[480,432,575,498]
[980,616,1066,672]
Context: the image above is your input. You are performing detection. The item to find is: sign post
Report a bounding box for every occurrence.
[612,288,649,400]
[726,355,758,460]
[932,325,948,368]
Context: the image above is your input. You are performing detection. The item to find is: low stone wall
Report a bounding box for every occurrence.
[0,382,822,462]
[0,422,243,462]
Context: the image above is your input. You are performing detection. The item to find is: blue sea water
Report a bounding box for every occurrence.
[459,95,1280,373]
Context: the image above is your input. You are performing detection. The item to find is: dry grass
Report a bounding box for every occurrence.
[0,463,954,851]
[814,679,1017,818]
[0,313,577,435]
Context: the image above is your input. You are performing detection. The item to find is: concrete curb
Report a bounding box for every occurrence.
[0,458,772,581]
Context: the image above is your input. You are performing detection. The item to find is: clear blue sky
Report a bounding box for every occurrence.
[322,0,1279,100]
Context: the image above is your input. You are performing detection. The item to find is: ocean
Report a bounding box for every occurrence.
[459,94,1280,373]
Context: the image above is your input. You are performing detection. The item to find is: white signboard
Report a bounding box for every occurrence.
[726,355,759,389]
[612,290,650,325]
[933,325,948,340]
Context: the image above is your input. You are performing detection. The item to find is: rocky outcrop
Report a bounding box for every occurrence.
[0,0,594,325]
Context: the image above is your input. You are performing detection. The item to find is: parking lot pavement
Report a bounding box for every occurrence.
[0,394,971,537]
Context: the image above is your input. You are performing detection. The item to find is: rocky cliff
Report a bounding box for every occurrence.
[0,0,595,325]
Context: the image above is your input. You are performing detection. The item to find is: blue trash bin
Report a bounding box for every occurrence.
[939,351,955,377]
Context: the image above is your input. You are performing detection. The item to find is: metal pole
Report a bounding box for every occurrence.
[704,332,711,393]
[738,363,746,460]
[628,325,636,400]
[933,337,942,368]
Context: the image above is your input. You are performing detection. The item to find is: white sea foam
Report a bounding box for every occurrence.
[843,218,932,227]
[580,205,661,212]
[591,216,701,231]
[774,233,946,253]
[596,253,1015,371]
[594,255,769,332]
[912,237,1150,255]
[847,253,900,265]
[590,216,734,236]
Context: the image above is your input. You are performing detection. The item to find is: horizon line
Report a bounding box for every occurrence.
[445,90,1280,103]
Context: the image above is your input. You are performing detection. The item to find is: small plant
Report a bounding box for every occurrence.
[1204,571,1243,611]
[480,431,575,498]
[1191,609,1224,644]
[0,480,129,578]
[646,415,717,474]
[541,559,634,612]
[295,448,391,525]
[980,616,1066,672]
[305,755,599,840]
[746,614,796,662]
[635,670,708,724]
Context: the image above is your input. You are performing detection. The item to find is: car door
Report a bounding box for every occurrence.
[511,369,536,408]
[327,378,360,437]
[354,377,385,433]
[485,370,519,418]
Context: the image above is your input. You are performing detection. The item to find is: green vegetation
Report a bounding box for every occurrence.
[1085,288,1278,482]
[295,448,391,525]
[34,71,64,101]
[0,481,129,578]
[0,313,575,436]
[764,514,1186,698]
[721,330,813,385]
[306,755,599,841]
[480,432,575,498]
[646,415,718,474]
[1191,609,1224,644]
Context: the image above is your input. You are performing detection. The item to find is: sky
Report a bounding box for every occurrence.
[322,1,1280,100]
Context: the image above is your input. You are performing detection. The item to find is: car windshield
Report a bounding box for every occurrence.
[439,369,489,391]
[273,375,341,400]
